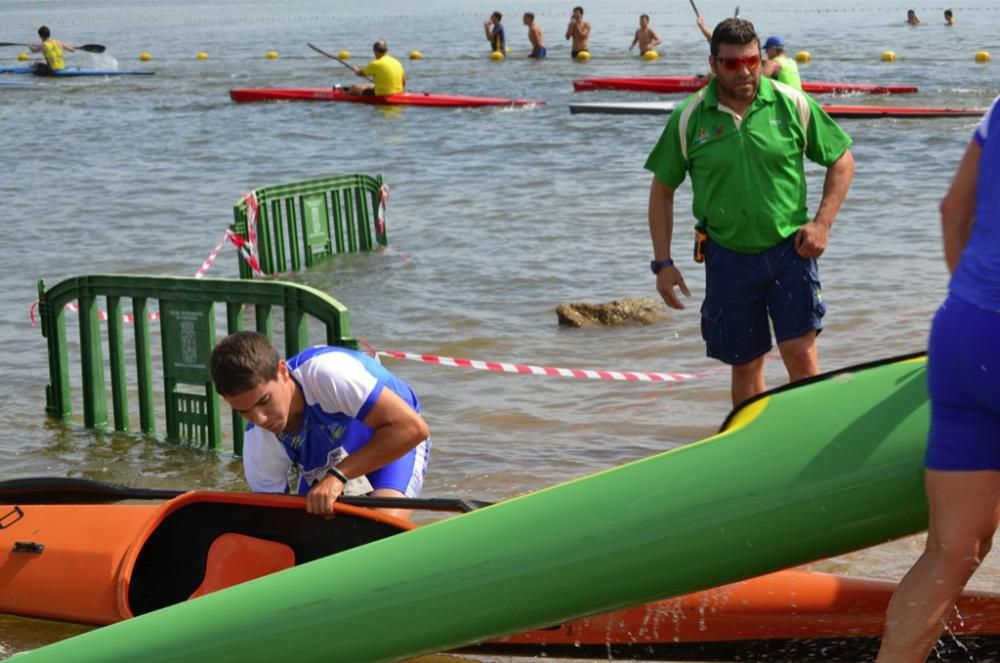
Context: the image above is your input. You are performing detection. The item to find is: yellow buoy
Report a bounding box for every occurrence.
[338,50,351,60]
[195,52,208,61]
[795,50,811,64]
[266,50,279,60]
[409,50,422,60]
[489,50,504,61]
[643,50,659,61]
[575,50,591,62]
[17,52,29,62]
[881,51,896,62]
[139,51,152,62]
[975,50,991,63]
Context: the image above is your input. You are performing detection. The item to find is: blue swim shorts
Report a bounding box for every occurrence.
[700,235,825,365]
[530,47,547,58]
[926,294,1000,471]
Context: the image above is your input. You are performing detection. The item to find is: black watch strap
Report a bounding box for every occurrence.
[650,258,674,274]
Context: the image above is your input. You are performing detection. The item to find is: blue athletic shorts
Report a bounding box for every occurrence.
[700,235,825,365]
[926,294,1000,471]
[530,47,547,58]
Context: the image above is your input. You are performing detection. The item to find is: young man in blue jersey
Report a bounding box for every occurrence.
[210,331,430,521]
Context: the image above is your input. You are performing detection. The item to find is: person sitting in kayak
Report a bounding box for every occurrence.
[210,331,431,521]
[347,40,405,96]
[761,35,802,91]
[484,11,506,54]
[27,25,74,75]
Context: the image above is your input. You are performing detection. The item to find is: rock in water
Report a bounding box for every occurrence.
[556,297,665,327]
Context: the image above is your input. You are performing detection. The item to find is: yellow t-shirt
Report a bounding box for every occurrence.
[361,54,405,96]
[42,39,66,70]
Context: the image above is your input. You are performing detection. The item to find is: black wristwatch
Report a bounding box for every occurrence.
[326,466,349,485]
[650,258,674,274]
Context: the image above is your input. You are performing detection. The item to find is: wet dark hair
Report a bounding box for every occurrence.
[944,9,953,18]
[210,331,281,396]
[710,18,759,56]
[492,11,502,21]
[574,6,584,14]
[524,12,534,20]
[373,40,388,53]
[640,14,650,21]
[38,26,51,40]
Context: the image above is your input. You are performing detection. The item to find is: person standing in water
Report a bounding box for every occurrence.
[762,35,802,91]
[523,12,546,58]
[484,12,506,54]
[944,9,956,26]
[876,96,1000,663]
[565,6,591,58]
[906,9,921,25]
[630,14,662,55]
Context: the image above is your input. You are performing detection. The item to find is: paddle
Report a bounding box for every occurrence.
[0,42,106,53]
[735,5,741,18]
[0,476,492,513]
[688,0,701,16]
[306,42,374,83]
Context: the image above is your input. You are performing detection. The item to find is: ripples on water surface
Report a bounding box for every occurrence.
[1,0,999,658]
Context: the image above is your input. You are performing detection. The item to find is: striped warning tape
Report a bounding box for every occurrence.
[373,348,715,384]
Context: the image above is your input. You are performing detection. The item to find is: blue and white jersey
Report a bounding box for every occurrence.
[951,96,1000,309]
[243,345,429,497]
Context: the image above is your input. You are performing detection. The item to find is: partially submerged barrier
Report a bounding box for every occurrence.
[36,275,358,453]
[232,174,388,279]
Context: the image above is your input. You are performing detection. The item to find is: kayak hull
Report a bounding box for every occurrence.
[11,354,976,662]
[573,76,918,95]
[0,66,155,76]
[569,101,987,119]
[229,87,543,107]
[8,487,1000,660]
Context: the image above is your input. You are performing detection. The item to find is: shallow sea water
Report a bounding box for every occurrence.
[2,0,1000,659]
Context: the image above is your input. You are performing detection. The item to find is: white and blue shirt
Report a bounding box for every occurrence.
[243,346,429,496]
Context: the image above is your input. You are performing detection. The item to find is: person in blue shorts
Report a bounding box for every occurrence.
[484,11,506,54]
[210,331,430,521]
[645,18,855,407]
[523,12,546,58]
[877,97,1000,662]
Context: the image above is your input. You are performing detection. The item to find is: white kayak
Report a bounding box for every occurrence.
[568,101,677,115]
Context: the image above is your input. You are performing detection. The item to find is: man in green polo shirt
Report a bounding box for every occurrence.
[645,17,855,407]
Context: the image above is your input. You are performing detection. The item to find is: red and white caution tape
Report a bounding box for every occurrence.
[375,184,389,242]
[375,349,708,383]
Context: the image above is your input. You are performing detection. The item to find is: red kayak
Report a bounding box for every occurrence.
[573,76,918,95]
[229,87,543,107]
[824,105,987,118]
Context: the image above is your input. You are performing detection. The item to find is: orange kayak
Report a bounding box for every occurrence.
[2,480,1000,660]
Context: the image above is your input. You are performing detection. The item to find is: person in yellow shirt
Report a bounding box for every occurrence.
[348,41,405,96]
[28,25,75,74]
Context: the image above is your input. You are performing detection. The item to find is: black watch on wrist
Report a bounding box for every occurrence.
[650,258,674,274]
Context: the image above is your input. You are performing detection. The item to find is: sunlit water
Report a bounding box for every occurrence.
[2,0,1000,659]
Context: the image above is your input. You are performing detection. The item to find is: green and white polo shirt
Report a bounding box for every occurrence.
[644,76,852,253]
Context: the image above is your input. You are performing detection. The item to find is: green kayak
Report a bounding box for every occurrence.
[17,353,930,662]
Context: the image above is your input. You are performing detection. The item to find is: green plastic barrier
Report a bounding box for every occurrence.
[17,354,931,662]
[36,275,358,453]
[232,174,388,279]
